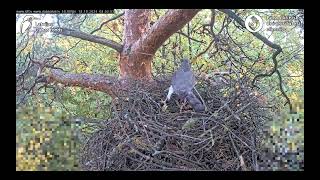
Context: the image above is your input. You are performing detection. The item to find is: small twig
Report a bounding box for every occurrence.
[176,31,204,44]
[229,132,248,171]
[222,100,241,122]
[90,12,125,34]
[200,102,252,138]
[193,86,207,111]
[194,40,215,59]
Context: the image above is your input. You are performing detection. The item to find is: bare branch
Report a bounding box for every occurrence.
[194,39,215,59]
[56,28,123,52]
[218,9,281,50]
[176,31,204,43]
[276,70,293,113]
[203,9,216,34]
[47,69,121,97]
[90,12,125,34]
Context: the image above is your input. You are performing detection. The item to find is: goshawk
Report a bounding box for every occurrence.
[166,59,205,112]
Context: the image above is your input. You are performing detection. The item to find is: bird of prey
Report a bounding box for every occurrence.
[166,59,205,112]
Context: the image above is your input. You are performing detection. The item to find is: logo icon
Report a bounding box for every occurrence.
[20,15,40,34]
[245,15,263,32]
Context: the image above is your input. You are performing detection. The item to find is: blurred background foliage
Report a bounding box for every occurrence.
[16,9,303,170]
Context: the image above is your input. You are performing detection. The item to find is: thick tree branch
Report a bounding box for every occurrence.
[56,28,123,52]
[132,9,201,55]
[47,69,121,97]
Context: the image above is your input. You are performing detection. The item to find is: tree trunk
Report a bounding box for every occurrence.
[46,9,201,96]
[119,9,201,81]
[120,9,153,81]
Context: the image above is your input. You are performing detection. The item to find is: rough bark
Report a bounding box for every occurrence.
[132,9,201,55]
[119,9,201,80]
[47,69,121,97]
[119,9,153,80]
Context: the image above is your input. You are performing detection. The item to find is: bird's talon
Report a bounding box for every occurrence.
[162,103,168,112]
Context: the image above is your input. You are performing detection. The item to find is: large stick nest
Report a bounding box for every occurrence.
[79,75,270,171]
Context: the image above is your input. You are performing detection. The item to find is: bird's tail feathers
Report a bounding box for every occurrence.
[186,92,205,112]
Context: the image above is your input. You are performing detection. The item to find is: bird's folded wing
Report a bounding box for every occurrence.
[172,70,195,92]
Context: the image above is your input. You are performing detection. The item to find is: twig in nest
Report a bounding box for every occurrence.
[80,77,269,171]
[193,86,207,111]
[229,132,248,171]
